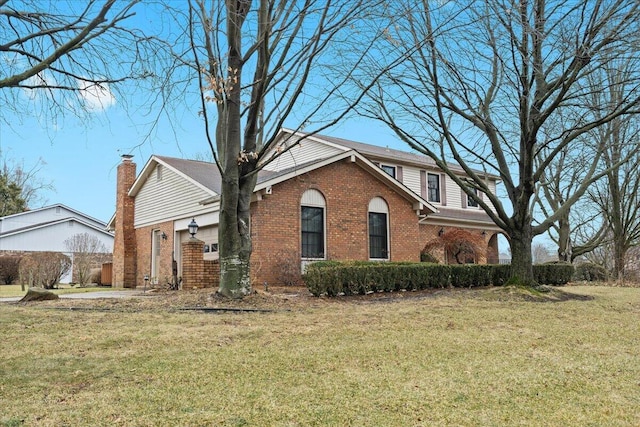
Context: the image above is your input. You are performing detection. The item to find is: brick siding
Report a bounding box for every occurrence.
[251,159,425,285]
[112,157,137,288]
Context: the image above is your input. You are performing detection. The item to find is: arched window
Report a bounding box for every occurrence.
[368,197,389,259]
[301,189,326,259]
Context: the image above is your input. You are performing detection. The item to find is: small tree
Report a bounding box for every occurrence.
[422,228,485,265]
[0,254,21,284]
[19,252,71,289]
[64,233,109,285]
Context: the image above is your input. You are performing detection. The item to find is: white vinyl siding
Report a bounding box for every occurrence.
[402,168,422,195]
[0,220,113,252]
[0,205,104,234]
[445,175,462,209]
[263,139,343,172]
[134,165,212,227]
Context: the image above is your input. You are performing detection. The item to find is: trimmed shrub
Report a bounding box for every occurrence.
[533,262,574,286]
[0,254,22,285]
[491,265,512,286]
[304,261,453,296]
[19,252,71,289]
[304,261,576,296]
[573,262,608,282]
[450,264,493,288]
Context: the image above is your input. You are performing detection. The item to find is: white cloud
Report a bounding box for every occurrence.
[77,80,116,112]
[23,72,58,100]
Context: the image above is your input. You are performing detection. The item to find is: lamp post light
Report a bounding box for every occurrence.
[188,218,199,238]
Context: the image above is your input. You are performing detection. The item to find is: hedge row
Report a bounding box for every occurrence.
[304,261,574,297]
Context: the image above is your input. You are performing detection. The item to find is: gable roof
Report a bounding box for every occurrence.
[128,156,221,198]
[0,203,106,226]
[0,217,114,238]
[278,128,500,181]
[253,150,437,213]
[134,151,436,215]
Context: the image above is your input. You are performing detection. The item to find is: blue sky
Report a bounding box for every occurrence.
[0,1,518,255]
[0,86,402,223]
[0,2,415,224]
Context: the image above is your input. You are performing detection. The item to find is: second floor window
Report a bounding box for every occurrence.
[380,164,396,178]
[428,173,440,203]
[467,191,479,207]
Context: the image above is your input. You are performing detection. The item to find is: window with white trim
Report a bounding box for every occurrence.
[301,189,326,259]
[380,164,396,178]
[368,197,389,259]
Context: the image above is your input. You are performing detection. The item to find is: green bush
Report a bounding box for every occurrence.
[573,262,608,282]
[304,261,576,296]
[450,264,493,288]
[533,262,574,286]
[491,265,512,286]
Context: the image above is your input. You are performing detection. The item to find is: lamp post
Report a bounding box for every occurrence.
[188,218,199,238]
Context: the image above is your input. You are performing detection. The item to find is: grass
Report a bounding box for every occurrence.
[0,284,116,298]
[1,285,639,426]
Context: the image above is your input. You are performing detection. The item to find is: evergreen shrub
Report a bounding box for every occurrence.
[304,261,575,296]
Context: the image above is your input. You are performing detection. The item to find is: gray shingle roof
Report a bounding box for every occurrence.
[156,156,223,194]
[318,133,437,167]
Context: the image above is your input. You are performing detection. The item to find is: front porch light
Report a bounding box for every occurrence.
[188,218,199,238]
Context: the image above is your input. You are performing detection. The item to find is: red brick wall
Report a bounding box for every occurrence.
[134,220,175,288]
[204,260,220,288]
[251,159,425,285]
[180,238,219,289]
[112,157,137,288]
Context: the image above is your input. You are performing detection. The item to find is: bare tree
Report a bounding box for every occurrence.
[360,0,640,285]
[533,142,608,262]
[185,0,398,297]
[64,232,109,285]
[588,68,640,279]
[0,152,53,213]
[531,242,552,265]
[0,0,162,122]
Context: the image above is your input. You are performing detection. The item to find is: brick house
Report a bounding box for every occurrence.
[108,129,501,289]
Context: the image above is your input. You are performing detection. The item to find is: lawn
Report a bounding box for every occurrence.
[1,285,639,426]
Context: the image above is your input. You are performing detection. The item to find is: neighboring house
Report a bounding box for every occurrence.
[109,129,502,289]
[0,204,114,283]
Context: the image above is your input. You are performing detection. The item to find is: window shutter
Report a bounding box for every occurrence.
[396,166,403,182]
[440,174,447,206]
[420,171,427,199]
[461,189,467,208]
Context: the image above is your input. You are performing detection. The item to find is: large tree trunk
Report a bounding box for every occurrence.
[557,213,572,262]
[612,237,627,281]
[509,226,535,286]
[217,172,257,299]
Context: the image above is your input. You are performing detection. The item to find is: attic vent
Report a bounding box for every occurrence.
[56,207,61,214]
[156,165,163,181]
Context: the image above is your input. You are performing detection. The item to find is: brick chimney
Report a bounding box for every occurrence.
[112,154,137,288]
